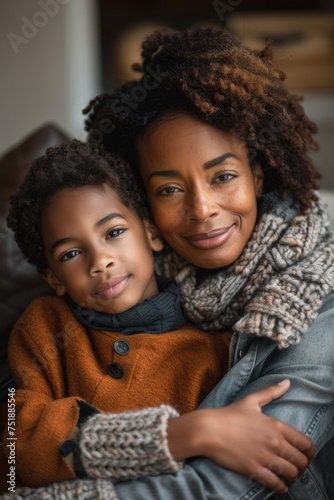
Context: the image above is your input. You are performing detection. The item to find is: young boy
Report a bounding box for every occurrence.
[3,140,229,489]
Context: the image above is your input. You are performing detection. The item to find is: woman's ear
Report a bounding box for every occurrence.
[143,220,164,252]
[43,268,67,297]
[253,163,264,198]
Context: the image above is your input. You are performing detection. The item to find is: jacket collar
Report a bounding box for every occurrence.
[64,276,186,335]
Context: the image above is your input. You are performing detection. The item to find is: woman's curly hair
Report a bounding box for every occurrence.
[83,25,320,211]
[7,140,149,273]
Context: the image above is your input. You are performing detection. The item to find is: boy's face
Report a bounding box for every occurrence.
[41,184,163,314]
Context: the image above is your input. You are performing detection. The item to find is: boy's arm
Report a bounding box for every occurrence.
[3,318,84,487]
[3,314,183,488]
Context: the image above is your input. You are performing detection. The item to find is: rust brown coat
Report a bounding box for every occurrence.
[2,296,229,488]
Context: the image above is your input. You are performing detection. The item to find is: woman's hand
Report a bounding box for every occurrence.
[167,379,314,495]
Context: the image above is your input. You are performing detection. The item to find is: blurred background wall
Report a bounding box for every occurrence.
[0,0,101,151]
[1,0,334,188]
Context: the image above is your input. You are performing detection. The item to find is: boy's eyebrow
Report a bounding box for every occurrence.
[50,213,126,255]
[95,212,126,228]
[147,153,239,180]
[50,237,76,255]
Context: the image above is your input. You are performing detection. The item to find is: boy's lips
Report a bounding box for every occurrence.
[185,225,235,250]
[93,276,130,299]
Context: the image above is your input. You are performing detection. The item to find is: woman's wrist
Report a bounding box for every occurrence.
[167,409,211,461]
[78,405,183,481]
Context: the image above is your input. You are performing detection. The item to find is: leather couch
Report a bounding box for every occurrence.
[0,123,70,407]
[0,124,70,491]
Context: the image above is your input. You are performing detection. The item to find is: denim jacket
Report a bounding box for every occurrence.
[114,292,334,499]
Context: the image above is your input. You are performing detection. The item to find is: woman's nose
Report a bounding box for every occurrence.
[184,187,219,223]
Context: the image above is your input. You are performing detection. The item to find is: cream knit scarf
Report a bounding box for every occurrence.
[155,192,334,348]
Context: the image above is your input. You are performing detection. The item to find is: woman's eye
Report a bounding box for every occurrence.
[106,228,125,238]
[157,186,180,196]
[214,173,235,183]
[60,250,80,262]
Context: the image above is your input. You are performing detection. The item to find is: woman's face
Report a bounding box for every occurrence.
[136,113,264,269]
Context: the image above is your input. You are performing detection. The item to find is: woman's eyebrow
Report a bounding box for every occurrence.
[203,153,239,170]
[148,169,180,180]
[147,153,239,180]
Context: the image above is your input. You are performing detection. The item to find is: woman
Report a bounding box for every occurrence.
[82,26,334,499]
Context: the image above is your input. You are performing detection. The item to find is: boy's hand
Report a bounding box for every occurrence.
[167,379,314,495]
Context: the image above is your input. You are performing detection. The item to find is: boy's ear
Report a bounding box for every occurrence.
[253,163,264,198]
[43,268,67,297]
[143,220,164,252]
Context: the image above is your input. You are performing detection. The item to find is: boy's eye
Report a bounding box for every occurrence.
[60,249,80,262]
[106,228,125,238]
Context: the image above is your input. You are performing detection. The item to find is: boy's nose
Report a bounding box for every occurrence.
[89,251,115,275]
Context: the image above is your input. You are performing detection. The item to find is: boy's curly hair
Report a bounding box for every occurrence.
[7,140,149,273]
[83,25,320,212]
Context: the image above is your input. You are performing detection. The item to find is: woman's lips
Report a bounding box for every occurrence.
[94,276,130,299]
[185,225,235,250]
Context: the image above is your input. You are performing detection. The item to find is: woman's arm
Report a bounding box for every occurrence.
[110,294,334,500]
[167,380,313,495]
[5,381,312,499]
[76,380,312,496]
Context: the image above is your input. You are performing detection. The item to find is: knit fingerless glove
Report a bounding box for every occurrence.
[78,405,184,481]
[0,478,117,499]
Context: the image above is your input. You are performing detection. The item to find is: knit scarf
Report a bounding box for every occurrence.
[155,192,334,348]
